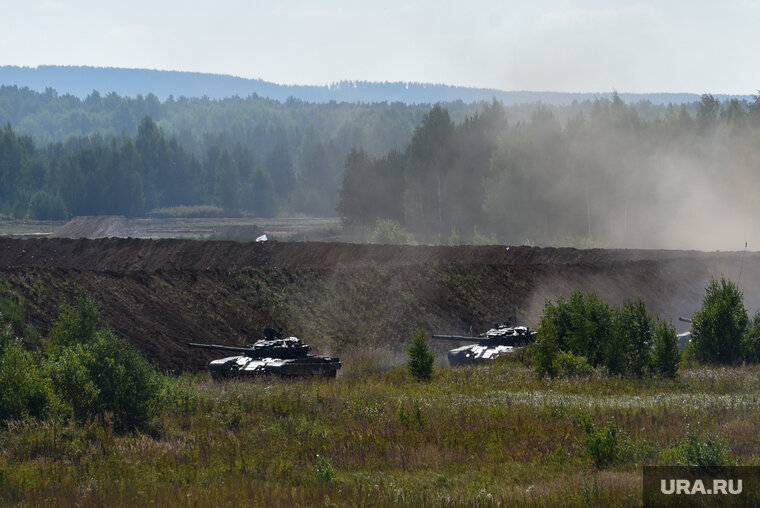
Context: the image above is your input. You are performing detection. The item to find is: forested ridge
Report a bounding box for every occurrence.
[339,94,760,249]
[3,65,741,105]
[2,84,760,250]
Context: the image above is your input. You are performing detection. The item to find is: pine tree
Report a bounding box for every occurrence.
[407,327,434,381]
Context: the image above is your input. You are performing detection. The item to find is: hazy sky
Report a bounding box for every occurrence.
[3,0,759,94]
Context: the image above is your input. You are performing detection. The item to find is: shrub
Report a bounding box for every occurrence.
[0,296,27,337]
[313,455,336,483]
[536,291,612,370]
[532,322,559,377]
[370,218,415,245]
[397,401,426,427]
[537,292,680,378]
[0,336,49,422]
[46,296,161,431]
[742,310,760,363]
[553,351,592,377]
[652,318,679,378]
[407,327,434,381]
[612,299,653,377]
[663,425,735,466]
[691,277,747,365]
[48,294,100,354]
[580,415,632,469]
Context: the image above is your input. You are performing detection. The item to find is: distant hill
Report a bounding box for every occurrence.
[0,65,750,105]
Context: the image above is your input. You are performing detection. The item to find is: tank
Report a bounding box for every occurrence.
[432,320,536,367]
[188,328,341,380]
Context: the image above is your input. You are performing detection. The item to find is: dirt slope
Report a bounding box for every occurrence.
[0,238,757,372]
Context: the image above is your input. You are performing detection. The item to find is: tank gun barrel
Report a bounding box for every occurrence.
[188,341,311,359]
[431,334,489,343]
[188,343,259,355]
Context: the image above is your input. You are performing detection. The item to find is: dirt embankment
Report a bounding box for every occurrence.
[0,238,757,372]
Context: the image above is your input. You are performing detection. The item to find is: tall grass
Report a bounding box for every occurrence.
[2,356,759,506]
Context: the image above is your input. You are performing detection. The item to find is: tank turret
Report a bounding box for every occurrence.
[188,328,341,380]
[432,321,536,367]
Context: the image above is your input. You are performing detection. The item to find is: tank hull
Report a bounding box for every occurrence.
[208,355,341,380]
[447,344,523,367]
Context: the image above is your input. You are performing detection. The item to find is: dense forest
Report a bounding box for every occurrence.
[1,84,760,249]
[338,94,760,248]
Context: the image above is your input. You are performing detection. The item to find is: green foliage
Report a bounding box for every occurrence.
[45,343,99,422]
[2,358,760,505]
[652,318,680,378]
[537,292,678,378]
[370,218,415,245]
[0,295,27,337]
[26,190,67,220]
[49,328,160,431]
[553,351,592,377]
[48,294,100,355]
[662,425,735,466]
[691,277,747,365]
[46,296,161,431]
[741,310,760,363]
[397,401,427,427]
[579,415,632,469]
[0,336,49,422]
[537,291,612,370]
[407,327,434,382]
[612,299,653,377]
[532,322,559,377]
[313,455,336,483]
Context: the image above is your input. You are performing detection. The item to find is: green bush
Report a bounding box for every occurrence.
[370,218,416,245]
[0,296,27,337]
[553,351,592,377]
[580,415,632,469]
[407,327,434,382]
[532,321,559,377]
[537,292,680,378]
[612,299,653,377]
[742,310,760,363]
[537,291,613,369]
[46,296,161,431]
[48,294,100,354]
[313,455,336,483]
[652,318,680,378]
[663,425,735,466]
[691,277,747,365]
[0,335,49,422]
[397,401,427,427]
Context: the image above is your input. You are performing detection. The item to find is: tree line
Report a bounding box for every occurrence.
[3,84,760,236]
[1,118,281,218]
[338,93,760,247]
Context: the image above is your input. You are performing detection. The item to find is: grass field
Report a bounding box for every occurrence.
[2,352,759,506]
[0,217,341,240]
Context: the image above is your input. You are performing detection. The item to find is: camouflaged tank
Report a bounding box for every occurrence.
[189,328,341,380]
[432,320,536,367]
